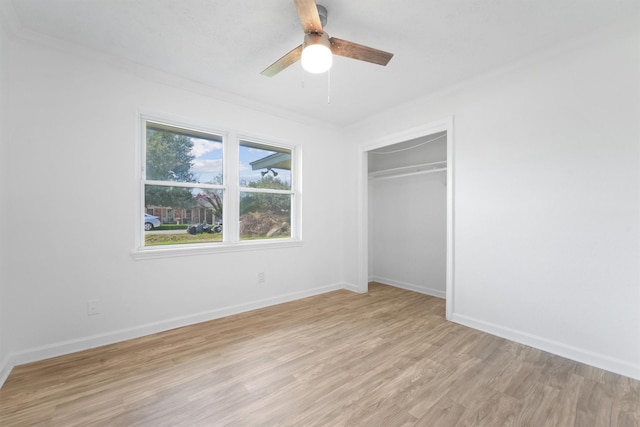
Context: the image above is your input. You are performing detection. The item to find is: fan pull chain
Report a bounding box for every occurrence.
[327,69,331,104]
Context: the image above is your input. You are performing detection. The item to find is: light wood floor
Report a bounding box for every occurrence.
[1,283,638,426]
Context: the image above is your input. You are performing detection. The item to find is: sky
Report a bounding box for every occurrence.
[189,137,291,186]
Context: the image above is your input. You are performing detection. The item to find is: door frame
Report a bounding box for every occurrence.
[357,116,454,320]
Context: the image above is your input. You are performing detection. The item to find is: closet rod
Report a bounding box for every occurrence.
[371,167,447,181]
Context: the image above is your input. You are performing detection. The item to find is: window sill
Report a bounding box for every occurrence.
[131,239,303,260]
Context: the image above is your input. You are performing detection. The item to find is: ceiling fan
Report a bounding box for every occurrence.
[261,0,393,77]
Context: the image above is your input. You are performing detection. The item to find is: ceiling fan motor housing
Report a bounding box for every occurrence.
[317,5,327,29]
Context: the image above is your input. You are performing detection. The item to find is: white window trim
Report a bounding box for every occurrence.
[132,115,302,260]
[132,239,304,260]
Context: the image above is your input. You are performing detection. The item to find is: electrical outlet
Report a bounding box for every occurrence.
[257,272,265,284]
[87,300,100,316]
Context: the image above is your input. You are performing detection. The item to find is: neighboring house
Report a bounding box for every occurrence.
[146,197,220,225]
[250,152,291,172]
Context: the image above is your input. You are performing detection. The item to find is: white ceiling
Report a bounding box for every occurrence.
[2,0,638,126]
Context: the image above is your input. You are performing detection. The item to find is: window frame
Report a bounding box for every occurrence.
[133,115,302,260]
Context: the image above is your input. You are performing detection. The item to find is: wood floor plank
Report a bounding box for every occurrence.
[1,283,638,426]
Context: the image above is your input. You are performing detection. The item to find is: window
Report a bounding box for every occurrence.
[239,140,293,241]
[136,117,299,257]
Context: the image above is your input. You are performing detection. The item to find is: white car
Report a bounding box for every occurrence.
[144,213,161,231]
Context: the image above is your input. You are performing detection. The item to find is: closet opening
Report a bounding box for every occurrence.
[357,118,454,319]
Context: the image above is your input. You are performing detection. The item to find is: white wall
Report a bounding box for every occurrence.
[348,18,640,379]
[370,172,447,297]
[0,30,350,381]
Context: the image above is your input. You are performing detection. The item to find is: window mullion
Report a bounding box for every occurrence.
[144,180,224,190]
[238,187,293,195]
[225,131,240,243]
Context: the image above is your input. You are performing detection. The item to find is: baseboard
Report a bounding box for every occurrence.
[343,281,367,293]
[451,313,640,381]
[0,353,12,389]
[0,282,347,389]
[371,276,446,299]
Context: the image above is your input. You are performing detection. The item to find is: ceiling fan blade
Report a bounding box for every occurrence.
[294,0,323,34]
[330,37,393,66]
[261,45,303,77]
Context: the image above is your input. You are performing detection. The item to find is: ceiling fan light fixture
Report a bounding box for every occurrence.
[260,1,393,77]
[301,32,332,73]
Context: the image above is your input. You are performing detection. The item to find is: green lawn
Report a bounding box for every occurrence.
[145,232,222,246]
[145,231,289,246]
